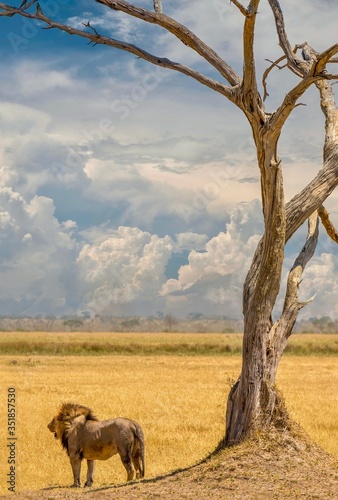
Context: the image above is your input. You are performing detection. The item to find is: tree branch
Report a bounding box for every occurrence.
[230,0,248,17]
[314,43,338,75]
[265,212,319,381]
[262,55,287,101]
[286,149,338,240]
[263,42,338,106]
[234,1,268,125]
[0,2,237,101]
[295,41,338,79]
[261,32,338,133]
[95,0,241,86]
[282,211,319,318]
[268,75,318,134]
[316,78,338,147]
[18,0,36,10]
[285,77,338,237]
[242,0,260,96]
[267,0,308,78]
[318,205,338,243]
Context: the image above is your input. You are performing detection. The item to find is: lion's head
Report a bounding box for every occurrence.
[47,402,98,452]
[47,416,59,439]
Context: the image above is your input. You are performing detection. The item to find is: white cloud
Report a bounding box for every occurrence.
[15,62,75,97]
[0,187,77,315]
[2,61,77,99]
[175,232,209,252]
[161,201,262,309]
[0,101,50,137]
[73,203,264,319]
[0,186,336,319]
[76,226,174,314]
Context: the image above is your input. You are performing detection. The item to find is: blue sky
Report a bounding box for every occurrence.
[0,0,338,318]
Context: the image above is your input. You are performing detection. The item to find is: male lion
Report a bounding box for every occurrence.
[47,402,145,487]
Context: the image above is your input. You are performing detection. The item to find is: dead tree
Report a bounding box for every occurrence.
[1,0,338,445]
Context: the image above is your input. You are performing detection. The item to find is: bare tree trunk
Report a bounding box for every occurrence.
[225,135,287,444]
[225,213,319,445]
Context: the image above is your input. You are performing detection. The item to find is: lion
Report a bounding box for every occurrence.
[47,402,145,487]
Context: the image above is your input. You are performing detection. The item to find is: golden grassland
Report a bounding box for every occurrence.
[0,332,337,494]
[0,331,338,355]
[0,331,244,356]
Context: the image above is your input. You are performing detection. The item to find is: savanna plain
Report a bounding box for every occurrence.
[0,332,337,498]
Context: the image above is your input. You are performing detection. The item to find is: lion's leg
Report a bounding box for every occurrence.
[119,452,134,482]
[84,460,95,487]
[132,449,142,479]
[69,457,82,488]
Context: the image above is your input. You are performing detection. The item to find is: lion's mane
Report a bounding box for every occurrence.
[56,402,98,454]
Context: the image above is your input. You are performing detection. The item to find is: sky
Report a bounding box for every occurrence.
[0,0,338,319]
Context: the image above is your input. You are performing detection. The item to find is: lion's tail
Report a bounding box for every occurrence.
[134,423,145,479]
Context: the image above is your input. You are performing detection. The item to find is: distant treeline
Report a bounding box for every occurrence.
[0,314,337,334]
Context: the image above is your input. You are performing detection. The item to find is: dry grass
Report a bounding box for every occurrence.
[0,355,238,494]
[0,331,243,356]
[277,356,338,457]
[0,332,337,495]
[0,331,337,355]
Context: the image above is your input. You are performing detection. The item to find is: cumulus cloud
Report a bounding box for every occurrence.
[163,201,338,320]
[76,226,174,315]
[161,201,263,317]
[0,67,90,199]
[175,232,209,252]
[0,187,337,319]
[0,187,78,315]
[75,204,263,318]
